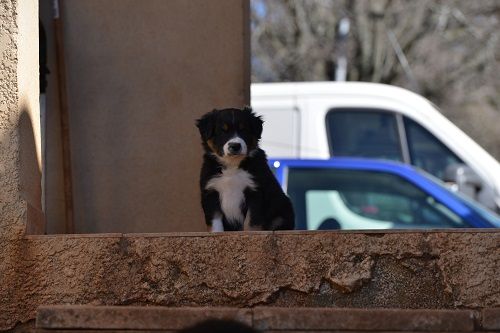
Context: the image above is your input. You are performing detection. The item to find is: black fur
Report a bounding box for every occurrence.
[196,107,294,231]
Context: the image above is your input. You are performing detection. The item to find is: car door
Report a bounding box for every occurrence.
[285,165,472,230]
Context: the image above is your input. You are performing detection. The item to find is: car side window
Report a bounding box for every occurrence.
[286,167,468,230]
[404,117,463,180]
[326,109,402,161]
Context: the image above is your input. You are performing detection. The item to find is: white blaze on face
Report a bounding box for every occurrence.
[223,136,247,156]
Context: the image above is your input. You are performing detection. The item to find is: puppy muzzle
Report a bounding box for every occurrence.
[224,137,247,156]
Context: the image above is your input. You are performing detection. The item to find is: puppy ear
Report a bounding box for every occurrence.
[242,106,263,139]
[196,109,217,140]
[250,109,264,140]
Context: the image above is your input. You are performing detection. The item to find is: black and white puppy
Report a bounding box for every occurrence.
[196,107,294,232]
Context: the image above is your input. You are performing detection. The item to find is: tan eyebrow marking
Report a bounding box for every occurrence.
[222,123,229,131]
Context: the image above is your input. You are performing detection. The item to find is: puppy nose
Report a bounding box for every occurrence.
[228,142,242,154]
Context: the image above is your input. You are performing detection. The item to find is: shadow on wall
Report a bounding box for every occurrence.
[178,319,259,333]
[18,109,45,234]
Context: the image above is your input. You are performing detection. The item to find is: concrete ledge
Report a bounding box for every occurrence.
[35,305,481,331]
[36,306,252,330]
[1,231,499,330]
[482,308,500,330]
[253,307,475,331]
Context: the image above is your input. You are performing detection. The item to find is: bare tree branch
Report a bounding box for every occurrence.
[251,0,500,158]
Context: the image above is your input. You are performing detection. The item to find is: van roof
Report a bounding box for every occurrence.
[251,81,426,101]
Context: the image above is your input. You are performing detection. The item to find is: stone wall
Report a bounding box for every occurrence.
[32,306,500,332]
[1,230,499,330]
[0,0,40,238]
[1,0,24,238]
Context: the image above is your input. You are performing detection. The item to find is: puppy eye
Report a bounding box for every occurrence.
[222,123,229,132]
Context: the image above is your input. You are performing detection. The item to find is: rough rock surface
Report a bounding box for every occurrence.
[1,230,499,330]
[0,0,28,240]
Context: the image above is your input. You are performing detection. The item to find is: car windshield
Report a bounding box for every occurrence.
[416,169,500,227]
[286,167,472,230]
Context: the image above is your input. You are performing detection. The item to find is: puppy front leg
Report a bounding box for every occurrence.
[243,210,262,231]
[244,190,264,231]
[210,213,224,232]
[202,191,224,232]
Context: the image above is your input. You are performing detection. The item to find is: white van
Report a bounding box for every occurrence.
[251,81,500,213]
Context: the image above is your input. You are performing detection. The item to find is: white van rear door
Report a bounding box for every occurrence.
[255,106,300,158]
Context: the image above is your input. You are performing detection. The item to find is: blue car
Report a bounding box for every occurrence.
[269,158,500,230]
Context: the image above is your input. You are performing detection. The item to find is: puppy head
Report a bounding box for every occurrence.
[196,106,263,161]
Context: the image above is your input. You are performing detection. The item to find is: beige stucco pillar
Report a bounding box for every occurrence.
[40,0,250,233]
[0,0,41,238]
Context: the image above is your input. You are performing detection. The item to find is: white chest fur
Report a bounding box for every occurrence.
[205,168,256,223]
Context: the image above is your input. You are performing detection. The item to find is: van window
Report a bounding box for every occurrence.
[326,109,402,161]
[286,167,468,230]
[404,117,463,179]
